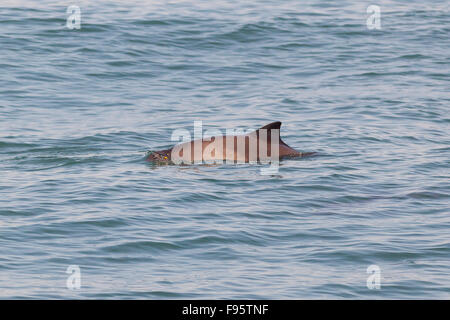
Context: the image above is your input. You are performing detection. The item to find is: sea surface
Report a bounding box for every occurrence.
[0,0,449,299]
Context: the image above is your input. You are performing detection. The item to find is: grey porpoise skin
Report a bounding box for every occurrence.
[146,121,315,163]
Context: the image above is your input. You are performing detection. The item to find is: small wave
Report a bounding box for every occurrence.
[101,240,181,253]
[405,191,449,200]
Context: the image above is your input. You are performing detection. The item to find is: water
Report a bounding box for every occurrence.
[0,0,449,299]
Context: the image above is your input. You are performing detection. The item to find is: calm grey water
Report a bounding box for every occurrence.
[0,0,449,299]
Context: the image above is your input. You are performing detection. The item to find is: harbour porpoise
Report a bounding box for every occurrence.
[146,121,315,164]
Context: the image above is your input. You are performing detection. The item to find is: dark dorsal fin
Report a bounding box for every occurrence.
[259,121,281,131]
[255,121,288,146]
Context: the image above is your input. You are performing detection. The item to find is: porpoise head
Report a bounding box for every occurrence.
[146,149,172,162]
